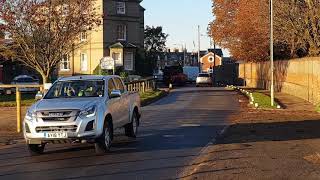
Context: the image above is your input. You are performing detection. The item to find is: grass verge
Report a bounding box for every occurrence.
[248,92,279,109]
[0,94,36,107]
[140,90,167,107]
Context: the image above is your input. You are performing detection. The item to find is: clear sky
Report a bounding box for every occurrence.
[141,0,225,54]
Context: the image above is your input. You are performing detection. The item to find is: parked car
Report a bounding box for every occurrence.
[0,82,4,94]
[153,69,164,82]
[196,73,213,87]
[11,75,40,93]
[23,75,141,155]
[163,65,187,86]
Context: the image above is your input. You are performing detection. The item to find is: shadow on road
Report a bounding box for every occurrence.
[218,119,320,144]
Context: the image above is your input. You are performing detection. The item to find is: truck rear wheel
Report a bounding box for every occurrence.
[28,144,45,156]
[95,120,113,154]
[125,111,139,138]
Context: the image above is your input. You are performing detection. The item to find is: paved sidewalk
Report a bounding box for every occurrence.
[0,107,26,145]
[275,92,317,112]
[181,92,320,180]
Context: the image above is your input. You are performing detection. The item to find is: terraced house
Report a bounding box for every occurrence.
[59,0,145,76]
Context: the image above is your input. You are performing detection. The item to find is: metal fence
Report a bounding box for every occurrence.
[0,85,44,133]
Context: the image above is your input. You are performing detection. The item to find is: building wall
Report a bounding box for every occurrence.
[239,57,320,105]
[59,0,104,76]
[103,0,144,50]
[200,53,222,72]
[60,0,144,76]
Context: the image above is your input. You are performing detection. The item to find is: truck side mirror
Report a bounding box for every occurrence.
[109,90,121,99]
[35,91,43,100]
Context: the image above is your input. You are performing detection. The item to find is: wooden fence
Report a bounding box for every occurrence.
[125,77,157,93]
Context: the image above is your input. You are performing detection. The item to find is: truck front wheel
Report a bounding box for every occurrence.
[125,111,139,138]
[28,144,45,156]
[95,120,113,154]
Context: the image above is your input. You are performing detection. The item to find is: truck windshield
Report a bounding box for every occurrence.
[44,80,105,99]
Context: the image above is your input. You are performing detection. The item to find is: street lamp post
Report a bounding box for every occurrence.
[198,25,201,72]
[270,0,274,106]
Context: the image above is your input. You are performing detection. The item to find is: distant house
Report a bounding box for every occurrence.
[200,51,223,73]
[156,51,199,69]
[208,48,223,57]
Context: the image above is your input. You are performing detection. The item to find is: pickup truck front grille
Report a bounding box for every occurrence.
[37,110,79,122]
[36,125,78,133]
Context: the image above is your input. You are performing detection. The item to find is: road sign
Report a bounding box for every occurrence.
[100,56,115,70]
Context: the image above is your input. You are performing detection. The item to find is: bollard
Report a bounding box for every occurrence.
[16,88,21,133]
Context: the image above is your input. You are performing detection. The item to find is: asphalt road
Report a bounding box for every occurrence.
[0,86,239,180]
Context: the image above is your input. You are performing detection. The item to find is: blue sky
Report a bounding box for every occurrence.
[141,0,217,54]
[2,1,227,55]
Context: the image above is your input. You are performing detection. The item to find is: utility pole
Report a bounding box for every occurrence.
[213,39,216,85]
[270,0,274,106]
[184,43,186,66]
[198,25,201,72]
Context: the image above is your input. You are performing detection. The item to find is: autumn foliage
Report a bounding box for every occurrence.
[210,0,320,62]
[0,0,101,83]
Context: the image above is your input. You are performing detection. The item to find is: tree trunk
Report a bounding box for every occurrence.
[41,73,48,85]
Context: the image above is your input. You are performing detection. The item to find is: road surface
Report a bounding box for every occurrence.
[0,86,239,180]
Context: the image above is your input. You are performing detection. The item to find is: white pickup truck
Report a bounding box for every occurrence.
[23,75,141,155]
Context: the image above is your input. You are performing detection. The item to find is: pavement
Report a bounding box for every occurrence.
[181,91,320,180]
[0,86,239,180]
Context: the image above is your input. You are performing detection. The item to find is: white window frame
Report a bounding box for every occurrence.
[112,52,122,66]
[116,24,127,41]
[116,2,126,15]
[80,53,88,72]
[80,32,87,42]
[124,52,134,71]
[60,54,70,71]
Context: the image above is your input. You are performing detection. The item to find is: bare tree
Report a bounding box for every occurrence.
[0,0,101,83]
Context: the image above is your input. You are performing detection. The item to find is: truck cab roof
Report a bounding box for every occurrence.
[58,75,120,81]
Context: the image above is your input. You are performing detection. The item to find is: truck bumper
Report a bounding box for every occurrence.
[24,116,100,144]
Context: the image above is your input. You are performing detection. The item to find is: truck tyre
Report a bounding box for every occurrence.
[95,120,113,154]
[125,111,139,138]
[28,144,45,156]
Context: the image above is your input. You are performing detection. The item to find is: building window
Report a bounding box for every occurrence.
[124,52,133,71]
[116,24,126,41]
[60,54,70,71]
[116,2,126,14]
[80,53,88,72]
[80,32,87,42]
[112,52,122,66]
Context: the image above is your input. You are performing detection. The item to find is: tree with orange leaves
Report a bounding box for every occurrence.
[210,0,269,62]
[210,0,320,61]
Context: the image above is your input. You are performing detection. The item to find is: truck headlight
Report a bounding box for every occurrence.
[79,105,96,118]
[25,111,36,122]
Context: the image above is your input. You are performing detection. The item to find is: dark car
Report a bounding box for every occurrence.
[163,65,187,86]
